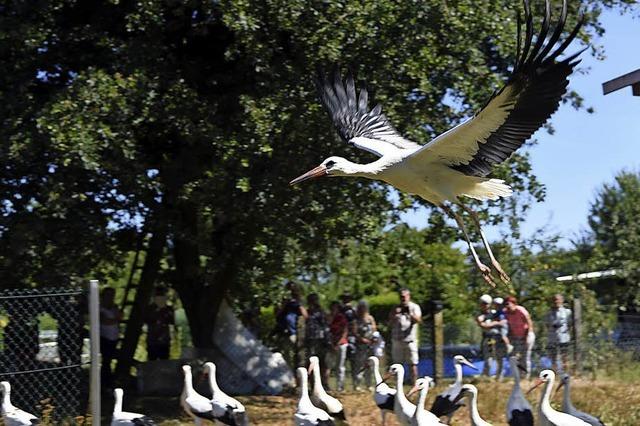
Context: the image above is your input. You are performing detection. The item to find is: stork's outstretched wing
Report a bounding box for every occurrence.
[315,68,421,158]
[409,0,584,176]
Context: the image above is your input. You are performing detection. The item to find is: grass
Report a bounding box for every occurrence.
[119,374,640,426]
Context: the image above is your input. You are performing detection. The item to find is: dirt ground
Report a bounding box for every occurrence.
[128,376,640,426]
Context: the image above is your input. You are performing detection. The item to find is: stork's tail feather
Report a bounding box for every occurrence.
[462,178,513,201]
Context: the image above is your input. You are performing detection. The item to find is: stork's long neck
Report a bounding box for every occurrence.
[540,378,555,414]
[183,370,194,397]
[562,381,576,412]
[454,363,463,386]
[395,371,408,404]
[415,386,429,418]
[338,158,389,179]
[113,392,123,414]
[208,370,221,395]
[299,373,312,409]
[510,360,522,397]
[1,388,13,411]
[467,393,484,426]
[372,361,383,385]
[312,363,327,397]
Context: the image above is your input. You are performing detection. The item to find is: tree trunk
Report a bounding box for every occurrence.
[115,221,167,378]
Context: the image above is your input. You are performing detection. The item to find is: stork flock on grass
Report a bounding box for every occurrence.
[291,0,585,286]
[0,357,606,425]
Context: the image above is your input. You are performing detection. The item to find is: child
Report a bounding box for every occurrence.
[493,297,514,354]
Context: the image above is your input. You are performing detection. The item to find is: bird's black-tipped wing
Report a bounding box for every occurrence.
[315,67,421,157]
[508,409,535,426]
[409,0,584,177]
[132,416,156,425]
[430,395,462,417]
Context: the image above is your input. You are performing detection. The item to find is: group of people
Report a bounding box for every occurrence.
[477,293,574,379]
[273,284,423,391]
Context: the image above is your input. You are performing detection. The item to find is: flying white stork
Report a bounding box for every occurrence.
[506,356,534,426]
[308,356,346,423]
[557,374,606,426]
[203,362,250,426]
[406,377,447,426]
[527,370,589,426]
[293,367,335,426]
[111,388,155,426]
[0,381,40,426]
[430,354,478,423]
[451,384,493,426]
[290,0,584,285]
[363,356,396,426]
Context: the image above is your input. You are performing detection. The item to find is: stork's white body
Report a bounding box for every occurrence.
[560,375,605,426]
[0,381,40,426]
[293,367,334,426]
[535,371,590,426]
[204,362,250,426]
[111,388,155,426]
[506,357,533,426]
[308,357,345,423]
[180,365,214,426]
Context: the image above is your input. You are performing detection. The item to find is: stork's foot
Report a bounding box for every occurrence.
[478,263,496,287]
[492,261,511,284]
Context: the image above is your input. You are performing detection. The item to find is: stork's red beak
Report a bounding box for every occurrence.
[290,165,328,185]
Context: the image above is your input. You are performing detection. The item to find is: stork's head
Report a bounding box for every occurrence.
[452,384,477,404]
[527,369,555,394]
[407,376,434,397]
[289,156,354,185]
[453,355,478,370]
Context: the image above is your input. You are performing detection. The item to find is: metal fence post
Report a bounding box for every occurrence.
[572,297,582,374]
[89,280,101,424]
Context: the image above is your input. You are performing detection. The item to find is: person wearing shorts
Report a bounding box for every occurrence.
[388,288,422,384]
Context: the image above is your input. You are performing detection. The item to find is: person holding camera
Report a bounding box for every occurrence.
[388,288,422,384]
[545,293,572,373]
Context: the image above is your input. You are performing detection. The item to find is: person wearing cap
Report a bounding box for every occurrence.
[476,294,507,379]
[388,288,422,384]
[504,295,535,377]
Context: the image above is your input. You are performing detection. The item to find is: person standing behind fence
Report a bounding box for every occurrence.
[100,287,122,390]
[326,301,349,392]
[352,300,377,390]
[504,296,534,377]
[545,293,572,373]
[273,282,308,368]
[389,288,422,384]
[144,286,174,361]
[305,293,329,381]
[476,294,506,380]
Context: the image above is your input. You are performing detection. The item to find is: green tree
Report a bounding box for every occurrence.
[0,0,633,367]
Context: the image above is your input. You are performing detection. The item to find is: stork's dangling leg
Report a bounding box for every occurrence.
[441,204,495,287]
[458,203,511,284]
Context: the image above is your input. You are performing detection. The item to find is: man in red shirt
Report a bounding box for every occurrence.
[504,296,534,376]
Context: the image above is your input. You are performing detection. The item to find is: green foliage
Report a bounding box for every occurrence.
[587,170,640,305]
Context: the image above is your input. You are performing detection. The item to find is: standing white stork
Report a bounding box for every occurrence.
[506,356,534,426]
[203,362,250,426]
[527,370,589,426]
[451,384,493,426]
[384,364,415,425]
[430,354,478,423]
[0,381,40,426]
[290,0,584,285]
[294,367,335,426]
[363,356,396,426]
[557,374,606,426]
[406,377,447,426]
[180,365,215,425]
[111,388,155,426]
[308,356,346,423]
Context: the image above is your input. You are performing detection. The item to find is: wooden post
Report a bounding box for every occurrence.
[431,300,444,383]
[572,297,582,374]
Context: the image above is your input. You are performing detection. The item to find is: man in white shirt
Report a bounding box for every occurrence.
[388,288,422,383]
[545,293,572,373]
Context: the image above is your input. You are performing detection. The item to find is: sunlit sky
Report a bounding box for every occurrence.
[402,8,640,247]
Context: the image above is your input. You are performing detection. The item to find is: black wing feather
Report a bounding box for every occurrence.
[452,0,584,177]
[430,395,462,417]
[509,409,535,426]
[377,394,395,411]
[132,416,157,425]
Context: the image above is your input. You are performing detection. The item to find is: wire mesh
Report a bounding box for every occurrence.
[0,287,89,422]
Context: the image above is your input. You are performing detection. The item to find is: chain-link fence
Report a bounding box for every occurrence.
[0,287,90,422]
